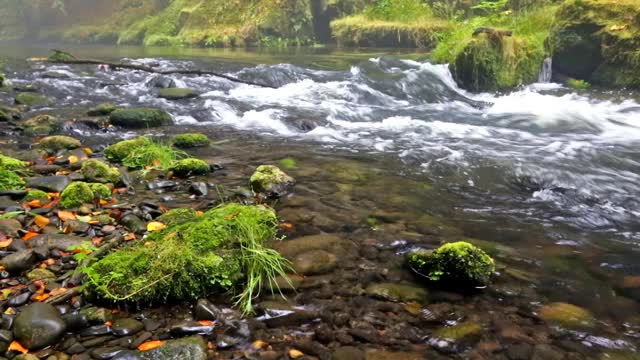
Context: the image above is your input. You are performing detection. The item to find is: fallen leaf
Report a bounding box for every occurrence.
[22,232,39,241]
[143,241,154,246]
[226,211,241,220]
[622,276,640,289]
[8,341,28,354]
[76,215,91,223]
[251,340,269,350]
[196,211,204,216]
[289,349,304,359]
[147,222,167,232]
[0,239,12,248]
[198,320,214,326]
[124,233,136,241]
[138,340,165,351]
[68,155,79,164]
[83,147,93,155]
[25,199,42,208]
[34,215,50,228]
[4,307,15,315]
[58,210,77,222]
[610,24,627,31]
[32,293,50,302]
[43,198,60,209]
[105,321,113,326]
[92,237,104,246]
[43,258,56,266]
[49,288,67,297]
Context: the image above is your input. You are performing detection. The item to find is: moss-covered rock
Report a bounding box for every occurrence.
[19,114,61,136]
[24,190,49,202]
[84,203,286,312]
[109,108,172,128]
[168,158,210,176]
[104,137,153,162]
[0,107,10,122]
[15,92,52,107]
[0,153,26,171]
[538,302,595,329]
[88,183,112,200]
[37,136,82,154]
[432,322,482,341]
[87,103,117,116]
[81,159,121,183]
[548,0,640,88]
[60,182,94,208]
[250,165,295,197]
[0,169,25,191]
[158,88,199,100]
[156,208,198,226]
[173,133,210,148]
[407,241,495,287]
[452,33,544,92]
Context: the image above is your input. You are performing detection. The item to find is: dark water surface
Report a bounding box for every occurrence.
[2,44,640,358]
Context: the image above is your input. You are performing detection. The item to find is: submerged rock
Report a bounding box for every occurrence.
[13,303,66,350]
[109,108,172,128]
[250,165,295,197]
[407,241,495,287]
[158,88,199,100]
[146,75,177,89]
[432,322,482,341]
[538,302,595,329]
[291,249,337,275]
[15,92,51,107]
[365,283,428,303]
[87,102,117,116]
[20,114,60,136]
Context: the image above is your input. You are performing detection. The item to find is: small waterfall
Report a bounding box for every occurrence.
[538,57,553,83]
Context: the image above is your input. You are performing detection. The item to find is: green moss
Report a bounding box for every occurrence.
[0,107,10,122]
[109,108,172,129]
[0,169,25,191]
[84,203,289,313]
[279,158,297,170]
[408,241,495,286]
[0,153,26,171]
[88,183,112,200]
[104,137,153,162]
[168,158,210,176]
[158,88,199,100]
[81,159,121,184]
[48,49,76,62]
[156,208,198,226]
[87,103,117,116]
[95,214,115,225]
[121,142,186,170]
[250,165,295,194]
[538,302,595,329]
[173,133,210,149]
[14,92,51,107]
[37,136,82,154]
[566,78,591,89]
[433,322,482,341]
[23,190,49,202]
[20,114,61,136]
[331,15,449,48]
[60,182,94,209]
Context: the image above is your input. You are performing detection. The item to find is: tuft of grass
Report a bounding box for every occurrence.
[121,142,187,170]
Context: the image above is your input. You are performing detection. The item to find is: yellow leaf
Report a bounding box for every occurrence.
[68,155,79,164]
[76,215,91,223]
[147,222,167,232]
[34,215,50,228]
[289,349,304,359]
[251,340,269,349]
[83,147,93,155]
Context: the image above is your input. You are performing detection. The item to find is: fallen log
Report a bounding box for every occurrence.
[38,49,276,88]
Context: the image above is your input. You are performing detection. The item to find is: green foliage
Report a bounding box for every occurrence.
[364,0,432,22]
[60,182,94,208]
[566,78,591,89]
[67,241,98,262]
[408,241,495,286]
[156,208,198,226]
[24,190,49,202]
[173,133,210,149]
[104,136,153,162]
[0,169,25,191]
[0,153,26,171]
[84,203,290,313]
[121,142,186,170]
[472,0,508,18]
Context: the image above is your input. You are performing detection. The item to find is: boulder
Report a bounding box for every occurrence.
[87,103,117,116]
[139,336,207,360]
[13,303,66,350]
[158,88,199,100]
[109,108,172,128]
[146,75,177,89]
[548,0,640,88]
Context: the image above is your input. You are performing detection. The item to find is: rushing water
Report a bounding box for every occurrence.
[2,44,640,356]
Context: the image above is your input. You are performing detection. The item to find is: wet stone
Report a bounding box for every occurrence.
[0,218,22,237]
[291,249,337,275]
[112,318,144,336]
[364,349,425,360]
[365,283,427,303]
[80,324,112,336]
[193,299,221,321]
[1,250,36,274]
[138,336,207,360]
[169,321,213,336]
[26,176,70,193]
[7,291,31,307]
[147,180,178,191]
[91,347,128,360]
[13,303,66,350]
[120,214,146,234]
[62,313,90,331]
[0,329,13,342]
[188,182,208,196]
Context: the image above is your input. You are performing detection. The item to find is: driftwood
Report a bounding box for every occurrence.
[43,49,276,88]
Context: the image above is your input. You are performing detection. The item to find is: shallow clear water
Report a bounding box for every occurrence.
[2,44,640,356]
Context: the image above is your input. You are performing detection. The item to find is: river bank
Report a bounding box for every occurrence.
[0,47,639,359]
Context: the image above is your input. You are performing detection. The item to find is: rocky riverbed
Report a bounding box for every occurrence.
[0,51,639,360]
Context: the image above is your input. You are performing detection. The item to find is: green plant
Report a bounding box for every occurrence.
[121,142,187,170]
[0,169,25,191]
[0,211,23,219]
[431,1,465,20]
[472,0,509,18]
[67,241,98,262]
[104,136,153,162]
[60,182,94,208]
[364,0,433,22]
[566,78,591,89]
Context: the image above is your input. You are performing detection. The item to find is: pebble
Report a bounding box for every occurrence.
[1,250,36,274]
[13,303,66,349]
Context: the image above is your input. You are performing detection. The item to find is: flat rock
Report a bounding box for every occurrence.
[26,176,70,193]
[139,336,207,360]
[291,250,337,275]
[112,318,144,336]
[365,283,427,303]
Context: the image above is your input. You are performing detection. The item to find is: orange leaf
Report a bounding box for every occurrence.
[25,199,42,208]
[138,340,165,352]
[8,341,28,354]
[57,210,77,222]
[124,233,136,241]
[34,215,50,228]
[146,222,166,232]
[0,239,12,248]
[22,232,39,241]
[43,198,60,209]
[105,321,113,326]
[92,237,103,246]
[198,320,214,326]
[32,293,50,302]
[226,211,241,220]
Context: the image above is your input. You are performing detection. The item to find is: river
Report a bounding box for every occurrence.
[1,44,640,358]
